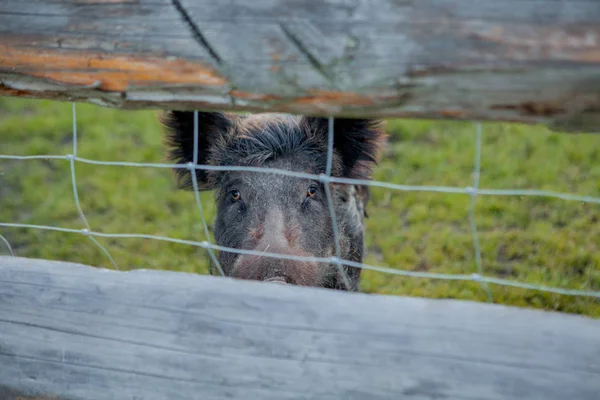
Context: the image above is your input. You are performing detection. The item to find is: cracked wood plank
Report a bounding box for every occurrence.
[0,0,599,132]
[0,256,599,400]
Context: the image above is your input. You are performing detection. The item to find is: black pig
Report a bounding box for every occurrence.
[162,112,386,291]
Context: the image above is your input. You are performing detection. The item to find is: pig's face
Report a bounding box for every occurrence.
[213,157,334,287]
[162,112,385,291]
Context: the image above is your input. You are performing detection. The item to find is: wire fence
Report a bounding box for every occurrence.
[0,103,599,300]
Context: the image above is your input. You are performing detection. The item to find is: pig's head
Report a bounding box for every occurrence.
[162,112,385,291]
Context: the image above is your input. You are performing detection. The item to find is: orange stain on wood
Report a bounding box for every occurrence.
[0,84,31,97]
[0,84,90,104]
[294,90,377,107]
[575,50,600,63]
[230,89,382,108]
[230,91,281,101]
[490,102,566,117]
[0,43,227,92]
[469,24,600,63]
[437,110,466,118]
[230,89,400,110]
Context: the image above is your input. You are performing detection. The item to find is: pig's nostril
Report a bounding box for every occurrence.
[263,276,288,285]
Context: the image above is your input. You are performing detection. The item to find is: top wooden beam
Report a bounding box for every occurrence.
[0,0,600,132]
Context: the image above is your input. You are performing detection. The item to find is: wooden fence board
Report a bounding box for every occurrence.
[0,256,599,399]
[0,1,599,131]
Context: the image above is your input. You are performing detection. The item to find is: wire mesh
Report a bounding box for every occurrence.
[0,233,14,256]
[325,116,352,290]
[0,103,599,300]
[190,110,224,277]
[469,123,493,302]
[69,104,119,271]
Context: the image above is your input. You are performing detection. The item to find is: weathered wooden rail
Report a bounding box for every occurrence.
[1,0,600,131]
[0,256,599,400]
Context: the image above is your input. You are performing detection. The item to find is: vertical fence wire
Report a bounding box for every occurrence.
[0,234,14,256]
[70,103,119,271]
[190,110,224,276]
[468,123,493,302]
[323,116,352,290]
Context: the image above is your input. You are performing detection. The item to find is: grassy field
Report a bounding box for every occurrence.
[1,98,599,317]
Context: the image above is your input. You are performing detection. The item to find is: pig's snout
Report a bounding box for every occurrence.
[231,248,321,287]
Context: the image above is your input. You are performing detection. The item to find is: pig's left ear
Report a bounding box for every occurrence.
[161,110,234,190]
[302,117,387,179]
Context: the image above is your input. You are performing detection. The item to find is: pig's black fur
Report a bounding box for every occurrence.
[162,111,386,291]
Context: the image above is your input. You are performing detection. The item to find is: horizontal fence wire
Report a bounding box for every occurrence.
[2,154,600,204]
[0,103,599,300]
[0,221,599,298]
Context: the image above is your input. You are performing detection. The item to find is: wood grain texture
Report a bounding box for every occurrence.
[0,256,599,400]
[0,0,600,131]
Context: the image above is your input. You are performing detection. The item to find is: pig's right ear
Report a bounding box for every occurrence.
[161,111,233,191]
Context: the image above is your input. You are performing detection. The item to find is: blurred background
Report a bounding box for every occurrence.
[1,97,598,316]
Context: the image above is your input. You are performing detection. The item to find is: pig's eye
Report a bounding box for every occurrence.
[307,185,318,198]
[230,190,241,201]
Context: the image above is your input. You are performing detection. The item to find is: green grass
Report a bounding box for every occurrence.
[1,98,599,317]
